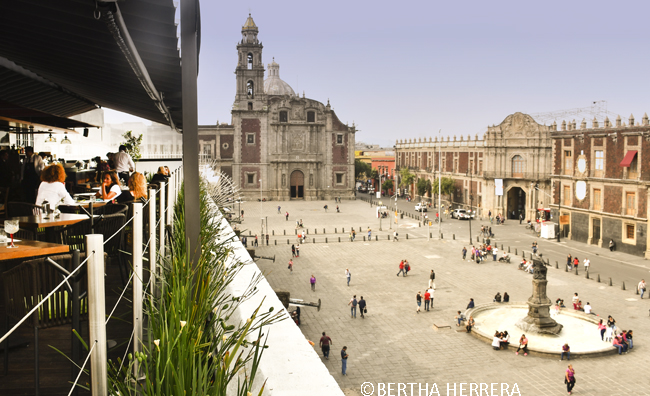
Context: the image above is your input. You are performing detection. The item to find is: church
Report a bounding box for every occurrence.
[199,15,356,201]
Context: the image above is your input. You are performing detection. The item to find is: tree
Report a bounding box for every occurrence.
[355,159,372,180]
[382,179,393,193]
[121,130,143,161]
[432,177,455,197]
[398,167,415,188]
[416,178,430,197]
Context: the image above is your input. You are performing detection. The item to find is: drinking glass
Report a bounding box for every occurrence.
[4,220,19,248]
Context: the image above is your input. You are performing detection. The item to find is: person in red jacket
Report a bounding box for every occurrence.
[424,290,431,311]
[396,260,405,277]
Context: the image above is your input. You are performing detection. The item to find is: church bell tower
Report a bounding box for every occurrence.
[235,14,265,110]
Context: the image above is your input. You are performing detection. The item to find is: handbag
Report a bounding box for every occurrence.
[364,308,367,314]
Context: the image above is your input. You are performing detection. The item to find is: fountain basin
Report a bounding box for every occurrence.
[466,303,617,357]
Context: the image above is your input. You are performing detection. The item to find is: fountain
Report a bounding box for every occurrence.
[515,255,563,335]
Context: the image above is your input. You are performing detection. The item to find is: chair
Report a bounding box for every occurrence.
[58,205,81,214]
[94,213,128,285]
[54,218,93,251]
[0,187,9,219]
[3,253,88,396]
[6,202,42,217]
[94,203,128,216]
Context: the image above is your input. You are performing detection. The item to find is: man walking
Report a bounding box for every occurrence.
[427,286,435,309]
[278,205,281,214]
[493,246,498,261]
[397,260,405,277]
[583,258,590,273]
[345,268,351,286]
[310,275,316,291]
[348,295,358,318]
[319,332,332,359]
[367,227,371,240]
[638,279,647,299]
[424,289,431,311]
[266,234,269,246]
[341,347,349,375]
[429,269,436,288]
[462,247,467,260]
[358,296,366,318]
[254,235,258,247]
[285,211,289,221]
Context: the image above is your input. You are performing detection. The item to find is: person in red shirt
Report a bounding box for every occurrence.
[396,260,405,277]
[424,290,431,311]
[319,332,332,359]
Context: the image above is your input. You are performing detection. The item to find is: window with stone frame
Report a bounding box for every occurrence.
[626,224,635,240]
[625,192,635,216]
[453,159,458,173]
[627,155,639,179]
[246,173,255,185]
[478,160,483,176]
[246,133,255,145]
[279,111,288,122]
[336,134,343,145]
[593,189,601,211]
[563,151,572,175]
[307,111,315,122]
[563,185,571,206]
[594,150,604,177]
[469,160,474,175]
[335,173,344,185]
[512,155,524,178]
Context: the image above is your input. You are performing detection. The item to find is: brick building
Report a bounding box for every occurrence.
[198,15,356,200]
[395,112,552,222]
[550,114,650,257]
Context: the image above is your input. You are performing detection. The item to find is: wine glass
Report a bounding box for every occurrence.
[4,220,19,248]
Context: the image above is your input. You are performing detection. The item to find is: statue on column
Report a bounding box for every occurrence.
[516,254,563,335]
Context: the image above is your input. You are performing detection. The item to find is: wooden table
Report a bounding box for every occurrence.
[15,213,92,229]
[0,240,70,261]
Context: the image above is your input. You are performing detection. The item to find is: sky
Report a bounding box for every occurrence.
[105,0,650,147]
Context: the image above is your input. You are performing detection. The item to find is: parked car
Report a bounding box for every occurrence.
[451,209,470,219]
[415,203,428,212]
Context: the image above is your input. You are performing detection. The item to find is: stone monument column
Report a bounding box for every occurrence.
[516,255,563,335]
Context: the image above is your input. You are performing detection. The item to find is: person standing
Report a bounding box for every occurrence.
[429,269,436,289]
[296,245,300,257]
[397,260,405,277]
[416,291,422,313]
[566,254,572,270]
[393,230,398,242]
[519,213,523,224]
[277,205,281,214]
[358,296,366,318]
[310,275,316,291]
[427,286,434,309]
[348,295,358,318]
[404,260,410,276]
[638,279,646,299]
[291,244,296,257]
[21,146,44,203]
[424,289,431,311]
[462,247,467,260]
[288,259,293,274]
[367,227,371,239]
[493,246,498,261]
[265,234,269,246]
[565,364,576,394]
[341,347,349,375]
[319,332,332,359]
[345,268,351,286]
[254,235,258,247]
[598,319,606,340]
[583,258,590,273]
[515,334,529,356]
[114,144,135,183]
[561,343,571,361]
[285,211,289,221]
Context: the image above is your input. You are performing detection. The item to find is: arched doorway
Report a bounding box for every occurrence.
[290,170,304,199]
[506,187,526,220]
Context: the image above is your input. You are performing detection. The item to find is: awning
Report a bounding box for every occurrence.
[620,150,638,167]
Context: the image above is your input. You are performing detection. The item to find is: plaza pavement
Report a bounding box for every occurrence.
[240,198,649,396]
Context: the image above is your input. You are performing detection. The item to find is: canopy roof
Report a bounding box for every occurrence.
[0,0,192,132]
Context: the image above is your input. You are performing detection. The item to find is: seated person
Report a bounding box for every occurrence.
[94,156,111,183]
[575,300,583,311]
[36,163,76,206]
[454,310,466,326]
[494,292,502,303]
[502,251,508,259]
[95,170,122,202]
[117,172,147,204]
[525,261,534,274]
[503,292,510,302]
[555,298,566,308]
[500,331,510,348]
[583,302,593,315]
[492,331,501,351]
[150,166,169,184]
[465,316,475,333]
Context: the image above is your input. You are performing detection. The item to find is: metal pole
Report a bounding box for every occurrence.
[260,178,263,238]
[148,188,157,298]
[71,249,81,396]
[166,182,173,228]
[181,0,201,263]
[132,203,143,378]
[557,183,561,242]
[86,234,107,396]
[468,171,472,245]
[159,182,166,260]
[438,129,442,238]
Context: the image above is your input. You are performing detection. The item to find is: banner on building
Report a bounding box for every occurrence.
[560,215,570,225]
[495,179,503,196]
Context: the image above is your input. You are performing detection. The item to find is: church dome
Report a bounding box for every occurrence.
[264,59,295,96]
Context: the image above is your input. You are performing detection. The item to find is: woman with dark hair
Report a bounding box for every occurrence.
[36,163,75,206]
[96,170,121,202]
[117,172,147,203]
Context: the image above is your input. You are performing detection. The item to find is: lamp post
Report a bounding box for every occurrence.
[259,178,263,238]
[466,170,472,245]
[379,200,383,230]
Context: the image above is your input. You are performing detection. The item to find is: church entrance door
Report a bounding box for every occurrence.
[506,187,526,220]
[290,170,304,199]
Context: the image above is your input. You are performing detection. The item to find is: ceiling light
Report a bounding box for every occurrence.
[44,133,56,143]
[61,134,72,144]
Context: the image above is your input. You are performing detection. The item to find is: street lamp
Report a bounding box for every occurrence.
[378,200,383,230]
[466,170,472,245]
[259,178,263,238]
[535,182,561,242]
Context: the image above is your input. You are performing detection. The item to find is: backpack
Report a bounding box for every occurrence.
[352,299,357,307]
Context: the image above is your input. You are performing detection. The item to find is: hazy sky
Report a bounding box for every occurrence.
[106,0,650,147]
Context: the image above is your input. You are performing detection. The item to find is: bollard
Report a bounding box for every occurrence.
[530,253,533,260]
[313,238,315,244]
[275,240,277,245]
[335,228,337,233]
[339,237,341,242]
[565,264,568,272]
[609,277,613,286]
[288,239,290,244]
[306,229,309,235]
[476,236,479,242]
[376,235,378,241]
[363,236,366,241]
[575,267,578,275]
[501,244,504,250]
[441,233,443,239]
[597,274,601,282]
[430,233,432,238]
[406,234,409,239]
[556,261,559,269]
[323,228,325,234]
[636,286,639,295]
[622,281,626,290]
[284,230,286,235]
[508,246,511,253]
[326,238,328,243]
[315,229,317,234]
[249,231,252,236]
[419,222,421,227]
[515,248,517,255]
[272,230,275,235]
[295,229,297,235]
[359,227,362,232]
[342,228,345,233]
[388,235,390,240]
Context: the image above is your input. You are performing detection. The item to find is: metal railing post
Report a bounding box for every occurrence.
[166,180,173,228]
[159,182,166,259]
[86,234,107,396]
[71,249,81,396]
[148,188,157,298]
[132,202,143,378]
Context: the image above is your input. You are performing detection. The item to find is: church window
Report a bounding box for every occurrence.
[336,134,343,145]
[246,173,255,185]
[512,155,524,178]
[246,133,255,144]
[307,111,315,122]
[247,53,253,69]
[248,102,253,111]
[336,173,344,184]
[247,81,254,98]
[279,111,288,122]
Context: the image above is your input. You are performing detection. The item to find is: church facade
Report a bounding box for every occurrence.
[199,15,356,201]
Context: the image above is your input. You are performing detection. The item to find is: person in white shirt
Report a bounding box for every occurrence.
[113,145,135,183]
[583,258,590,272]
[584,302,593,315]
[426,287,435,307]
[35,164,75,207]
[95,170,122,201]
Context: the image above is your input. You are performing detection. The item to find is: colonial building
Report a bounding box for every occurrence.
[550,114,650,257]
[395,112,553,222]
[199,15,356,200]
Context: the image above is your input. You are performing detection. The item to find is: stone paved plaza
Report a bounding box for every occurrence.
[241,199,649,396]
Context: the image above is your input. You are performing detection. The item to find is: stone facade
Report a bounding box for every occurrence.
[550,114,650,257]
[199,15,356,201]
[395,112,552,222]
